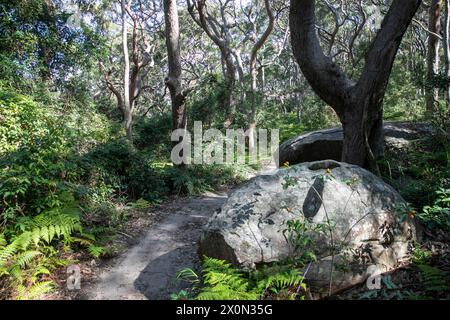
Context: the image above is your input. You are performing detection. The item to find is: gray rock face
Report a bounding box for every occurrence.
[198,160,416,294]
[278,121,434,167]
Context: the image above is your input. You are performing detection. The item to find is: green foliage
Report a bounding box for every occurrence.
[128,198,151,210]
[80,139,166,201]
[282,219,328,264]
[15,280,54,300]
[87,244,106,259]
[133,114,173,157]
[165,165,245,196]
[384,59,426,120]
[381,136,449,211]
[187,73,227,127]
[410,245,433,265]
[417,265,450,296]
[394,187,450,232]
[0,85,114,226]
[196,258,258,300]
[170,289,192,300]
[0,0,104,88]
[259,98,339,144]
[0,85,125,298]
[418,188,450,231]
[175,257,305,300]
[250,264,306,300]
[0,209,82,299]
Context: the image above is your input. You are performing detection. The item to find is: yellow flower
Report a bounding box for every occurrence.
[326,168,332,174]
[283,161,290,167]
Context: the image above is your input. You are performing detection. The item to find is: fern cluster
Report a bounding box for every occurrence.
[0,208,82,299]
[175,257,306,300]
[196,258,258,300]
[251,264,306,299]
[418,264,450,297]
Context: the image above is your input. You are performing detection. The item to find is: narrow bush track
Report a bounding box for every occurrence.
[77,164,277,300]
[83,191,227,300]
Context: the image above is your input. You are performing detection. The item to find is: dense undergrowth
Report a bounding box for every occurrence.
[0,80,449,300]
[380,124,450,231]
[0,84,248,299]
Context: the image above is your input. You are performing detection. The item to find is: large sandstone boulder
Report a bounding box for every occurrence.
[278,121,434,167]
[198,160,416,295]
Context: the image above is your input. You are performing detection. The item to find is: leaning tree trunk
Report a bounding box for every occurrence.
[164,0,189,163]
[426,0,442,117]
[290,0,421,171]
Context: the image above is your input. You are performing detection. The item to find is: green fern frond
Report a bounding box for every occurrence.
[0,234,6,248]
[257,269,304,292]
[40,226,50,244]
[71,236,93,246]
[87,244,105,258]
[197,284,259,300]
[8,265,23,284]
[177,268,200,283]
[16,281,54,300]
[31,265,51,283]
[31,228,40,246]
[418,265,450,293]
[13,250,41,269]
[189,258,307,300]
[14,231,32,251]
[0,210,83,299]
[0,242,18,266]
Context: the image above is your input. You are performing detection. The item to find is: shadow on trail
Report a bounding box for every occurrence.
[84,193,227,300]
[134,245,195,300]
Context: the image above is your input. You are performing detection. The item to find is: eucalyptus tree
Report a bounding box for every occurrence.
[443,0,450,113]
[164,0,190,154]
[426,0,442,116]
[187,0,240,128]
[99,0,159,141]
[244,0,275,149]
[290,0,422,171]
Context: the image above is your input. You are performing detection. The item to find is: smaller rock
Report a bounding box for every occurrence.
[278,121,435,167]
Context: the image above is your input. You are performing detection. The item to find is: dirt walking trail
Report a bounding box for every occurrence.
[80,163,276,300]
[84,191,228,300]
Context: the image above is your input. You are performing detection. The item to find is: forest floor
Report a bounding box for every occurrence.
[45,159,448,301]
[49,163,276,300]
[77,191,228,300]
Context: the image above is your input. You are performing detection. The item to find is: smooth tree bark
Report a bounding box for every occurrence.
[426,0,442,116]
[101,0,154,141]
[444,0,450,114]
[164,0,189,163]
[290,0,422,171]
[122,0,132,140]
[248,0,275,151]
